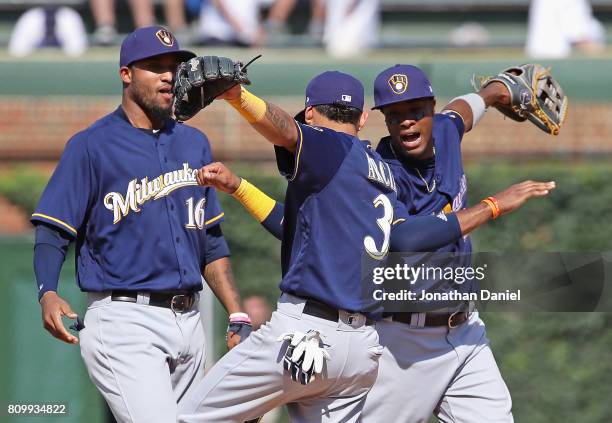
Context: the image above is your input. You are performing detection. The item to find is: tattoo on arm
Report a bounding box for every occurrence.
[204,259,241,313]
[265,101,292,135]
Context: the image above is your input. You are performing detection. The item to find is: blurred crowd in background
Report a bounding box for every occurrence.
[5,0,609,58]
[8,0,378,57]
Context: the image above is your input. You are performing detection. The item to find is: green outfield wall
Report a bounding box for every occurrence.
[2,53,612,101]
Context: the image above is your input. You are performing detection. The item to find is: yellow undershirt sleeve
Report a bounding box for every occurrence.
[226,87,267,123]
[232,178,277,223]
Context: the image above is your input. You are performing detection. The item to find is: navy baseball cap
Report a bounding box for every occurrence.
[372,64,435,110]
[119,26,195,68]
[295,71,364,123]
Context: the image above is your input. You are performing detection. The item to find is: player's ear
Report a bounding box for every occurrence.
[119,66,132,84]
[304,106,315,125]
[357,110,369,132]
[430,99,436,114]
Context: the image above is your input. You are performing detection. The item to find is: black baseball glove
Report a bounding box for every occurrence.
[472,64,568,135]
[173,56,251,121]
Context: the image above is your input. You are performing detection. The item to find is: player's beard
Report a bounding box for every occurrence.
[132,83,173,124]
[147,102,172,123]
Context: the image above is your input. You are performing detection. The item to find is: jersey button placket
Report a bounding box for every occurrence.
[157,133,187,288]
[173,234,186,288]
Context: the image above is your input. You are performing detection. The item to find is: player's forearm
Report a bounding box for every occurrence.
[203,257,243,315]
[34,224,70,300]
[391,214,462,252]
[454,202,494,236]
[232,178,284,240]
[226,87,298,151]
[260,204,284,240]
[390,200,498,252]
[34,243,65,301]
[253,101,299,152]
[444,82,509,132]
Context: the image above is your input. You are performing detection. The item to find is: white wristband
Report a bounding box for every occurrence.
[451,93,487,126]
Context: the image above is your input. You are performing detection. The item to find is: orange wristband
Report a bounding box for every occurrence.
[481,196,501,219]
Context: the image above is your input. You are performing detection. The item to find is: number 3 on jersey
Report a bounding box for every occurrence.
[185,197,206,229]
[363,194,393,260]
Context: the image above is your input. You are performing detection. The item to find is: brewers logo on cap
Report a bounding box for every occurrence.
[388,74,408,95]
[155,29,174,47]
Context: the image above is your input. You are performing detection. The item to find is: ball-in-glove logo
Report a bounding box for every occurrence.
[388,74,409,95]
[519,88,532,108]
[155,29,174,47]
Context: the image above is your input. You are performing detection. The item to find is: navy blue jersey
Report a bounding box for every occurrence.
[377,111,474,307]
[377,111,471,256]
[275,123,408,313]
[32,107,224,293]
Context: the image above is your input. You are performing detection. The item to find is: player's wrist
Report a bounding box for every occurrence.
[232,177,249,197]
[481,196,501,219]
[226,313,253,345]
[228,312,252,324]
[226,86,267,123]
[227,176,242,194]
[39,290,58,304]
[480,81,510,107]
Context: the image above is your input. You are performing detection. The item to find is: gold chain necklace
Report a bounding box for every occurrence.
[389,141,437,192]
[415,167,436,193]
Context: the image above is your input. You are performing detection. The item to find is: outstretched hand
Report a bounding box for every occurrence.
[495,180,556,216]
[455,179,556,236]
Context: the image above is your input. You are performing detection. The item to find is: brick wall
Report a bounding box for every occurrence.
[1,97,611,233]
[2,97,612,162]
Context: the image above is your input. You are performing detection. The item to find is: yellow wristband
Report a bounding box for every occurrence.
[226,86,267,123]
[232,178,277,223]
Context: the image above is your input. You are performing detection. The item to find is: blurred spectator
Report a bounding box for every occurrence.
[9,7,88,57]
[242,295,272,331]
[90,0,154,45]
[449,22,490,47]
[265,0,325,41]
[185,0,204,17]
[324,0,380,58]
[91,0,188,45]
[197,0,273,47]
[526,0,605,58]
[165,0,189,38]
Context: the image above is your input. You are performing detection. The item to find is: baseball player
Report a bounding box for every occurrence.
[171,60,555,422]
[363,62,564,422]
[357,64,514,423]
[194,64,562,422]
[31,27,251,423]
